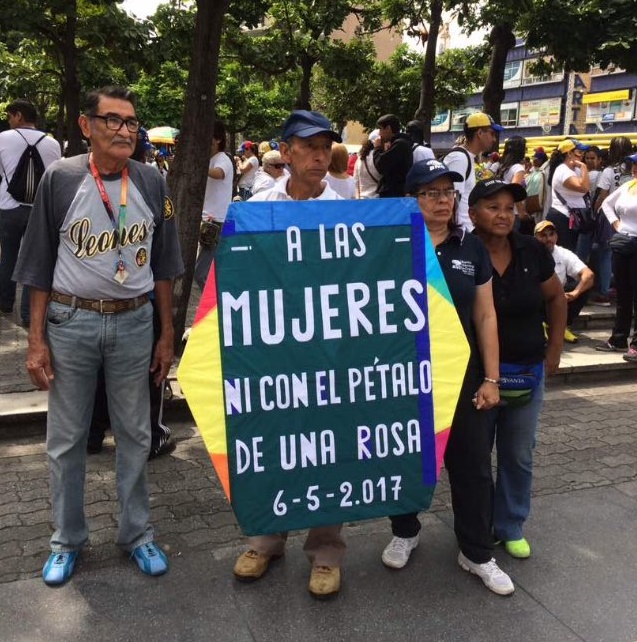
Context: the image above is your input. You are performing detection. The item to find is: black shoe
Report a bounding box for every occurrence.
[148,435,176,460]
[595,340,626,353]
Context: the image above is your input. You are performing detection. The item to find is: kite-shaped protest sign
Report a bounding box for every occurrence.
[178,198,469,535]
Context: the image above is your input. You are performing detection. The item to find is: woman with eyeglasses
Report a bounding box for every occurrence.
[250,150,286,197]
[380,160,514,595]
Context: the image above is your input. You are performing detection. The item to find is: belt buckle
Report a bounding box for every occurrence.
[99,300,115,314]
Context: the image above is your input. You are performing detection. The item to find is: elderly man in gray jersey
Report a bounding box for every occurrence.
[13,86,183,586]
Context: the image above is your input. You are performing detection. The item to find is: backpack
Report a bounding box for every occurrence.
[4,130,47,204]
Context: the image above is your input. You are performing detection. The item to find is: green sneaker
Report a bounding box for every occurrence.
[504,538,531,559]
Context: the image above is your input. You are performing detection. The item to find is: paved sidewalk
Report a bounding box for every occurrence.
[1,382,636,641]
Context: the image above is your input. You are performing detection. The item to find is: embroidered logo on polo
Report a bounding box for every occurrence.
[69,217,149,259]
[164,197,174,220]
[451,259,475,276]
[135,247,148,267]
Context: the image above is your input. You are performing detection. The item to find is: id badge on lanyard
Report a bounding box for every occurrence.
[89,155,130,284]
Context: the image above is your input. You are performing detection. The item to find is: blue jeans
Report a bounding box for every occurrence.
[46,300,155,552]
[593,242,613,296]
[493,374,545,541]
[0,205,31,320]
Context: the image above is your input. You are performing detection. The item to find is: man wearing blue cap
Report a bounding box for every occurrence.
[233,110,344,598]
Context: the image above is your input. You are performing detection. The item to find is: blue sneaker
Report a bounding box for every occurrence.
[42,551,78,585]
[131,542,168,576]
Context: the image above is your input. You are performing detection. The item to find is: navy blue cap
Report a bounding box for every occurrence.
[281,110,341,143]
[625,152,637,163]
[405,160,463,193]
[468,179,527,206]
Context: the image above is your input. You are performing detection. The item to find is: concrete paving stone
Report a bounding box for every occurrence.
[18,509,52,527]
[149,504,175,521]
[599,434,635,446]
[599,464,637,482]
[599,452,637,467]
[560,471,608,485]
[88,527,119,547]
[21,536,53,557]
[149,489,195,508]
[615,480,637,497]
[0,540,22,560]
[0,513,21,529]
[156,515,209,536]
[533,464,574,479]
[85,500,118,518]
[0,472,20,485]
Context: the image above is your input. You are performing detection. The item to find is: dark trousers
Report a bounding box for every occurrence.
[89,299,169,447]
[565,280,589,327]
[0,205,31,321]
[546,208,578,252]
[609,250,637,349]
[390,362,496,564]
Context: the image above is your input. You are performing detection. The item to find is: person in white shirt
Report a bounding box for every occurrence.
[443,112,504,231]
[194,120,234,290]
[236,141,259,200]
[250,150,286,196]
[325,142,357,199]
[546,138,591,252]
[0,99,61,324]
[406,120,435,163]
[596,157,637,359]
[353,130,381,199]
[534,220,594,343]
[233,110,345,600]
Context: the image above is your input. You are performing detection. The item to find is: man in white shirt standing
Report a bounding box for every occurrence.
[233,110,345,599]
[0,100,61,324]
[443,112,503,231]
[194,120,234,290]
[534,220,594,343]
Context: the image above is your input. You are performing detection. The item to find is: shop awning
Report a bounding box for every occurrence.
[582,90,630,104]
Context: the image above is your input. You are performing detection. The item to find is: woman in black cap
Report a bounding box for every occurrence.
[468,178,566,564]
[381,161,514,596]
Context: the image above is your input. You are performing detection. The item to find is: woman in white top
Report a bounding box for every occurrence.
[324,143,357,199]
[353,131,382,199]
[546,138,590,251]
[597,156,637,357]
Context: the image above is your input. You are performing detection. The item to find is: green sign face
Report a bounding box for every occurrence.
[178,198,469,536]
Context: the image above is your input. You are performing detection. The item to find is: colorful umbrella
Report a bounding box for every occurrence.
[147,126,180,144]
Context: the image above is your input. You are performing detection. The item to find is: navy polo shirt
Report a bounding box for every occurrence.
[434,227,493,356]
[491,232,555,364]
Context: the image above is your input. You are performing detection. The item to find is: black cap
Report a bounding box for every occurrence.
[468,179,527,206]
[405,160,463,193]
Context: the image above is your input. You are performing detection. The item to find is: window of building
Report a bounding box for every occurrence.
[500,103,519,127]
[522,58,564,86]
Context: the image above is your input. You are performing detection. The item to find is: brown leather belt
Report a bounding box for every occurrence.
[50,291,150,314]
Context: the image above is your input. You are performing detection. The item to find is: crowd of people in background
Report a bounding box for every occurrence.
[1,95,636,598]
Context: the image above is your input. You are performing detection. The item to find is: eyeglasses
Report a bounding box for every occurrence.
[416,188,458,200]
[90,114,140,133]
[269,163,285,169]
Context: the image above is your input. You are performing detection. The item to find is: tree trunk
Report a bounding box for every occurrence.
[482,24,516,124]
[62,0,83,157]
[295,53,313,110]
[168,0,229,353]
[414,0,443,142]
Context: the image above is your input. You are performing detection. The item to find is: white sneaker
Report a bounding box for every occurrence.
[381,534,420,569]
[457,552,514,595]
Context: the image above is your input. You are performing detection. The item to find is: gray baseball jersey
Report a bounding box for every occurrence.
[14,154,183,299]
